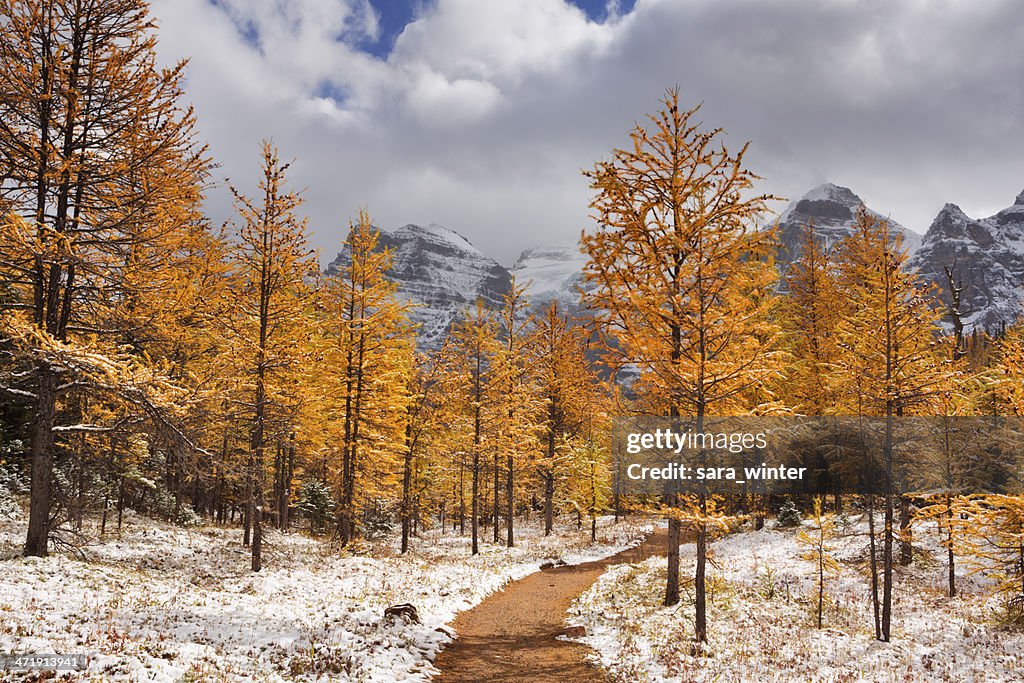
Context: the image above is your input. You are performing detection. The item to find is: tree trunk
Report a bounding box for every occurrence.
[881,413,894,642]
[117,476,126,533]
[458,452,465,535]
[882,495,893,641]
[471,451,480,555]
[506,453,514,548]
[252,485,263,572]
[899,495,912,565]
[817,553,825,629]
[544,397,556,536]
[695,509,708,643]
[243,452,253,547]
[665,516,681,606]
[75,430,85,531]
[868,494,881,640]
[283,439,294,530]
[492,452,500,543]
[401,422,413,554]
[946,494,957,597]
[24,369,58,557]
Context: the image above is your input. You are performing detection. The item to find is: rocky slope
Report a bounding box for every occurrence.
[774,183,921,269]
[326,223,511,350]
[326,185,1024,349]
[510,244,588,315]
[909,190,1024,333]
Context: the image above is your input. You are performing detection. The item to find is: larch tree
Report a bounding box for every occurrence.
[492,277,538,548]
[797,497,839,629]
[782,223,842,415]
[321,210,412,546]
[914,326,985,598]
[581,88,780,643]
[0,0,208,556]
[225,142,315,572]
[400,350,444,553]
[960,492,1024,618]
[444,300,499,555]
[533,301,595,536]
[830,208,947,640]
[562,371,612,542]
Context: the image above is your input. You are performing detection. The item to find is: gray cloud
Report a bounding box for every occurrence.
[149,0,1024,265]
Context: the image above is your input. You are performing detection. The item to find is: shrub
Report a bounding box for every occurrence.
[776,499,802,528]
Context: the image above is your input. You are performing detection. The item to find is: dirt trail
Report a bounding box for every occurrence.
[432,526,669,682]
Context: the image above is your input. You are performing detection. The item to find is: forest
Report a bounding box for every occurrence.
[1,1,1022,681]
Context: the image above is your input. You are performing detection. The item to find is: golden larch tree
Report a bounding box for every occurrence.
[581,88,780,643]
[321,211,413,546]
[224,142,315,572]
[830,208,948,640]
[443,300,500,555]
[0,0,208,556]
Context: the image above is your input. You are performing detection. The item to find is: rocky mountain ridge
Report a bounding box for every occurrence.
[327,185,1024,349]
[909,191,1024,333]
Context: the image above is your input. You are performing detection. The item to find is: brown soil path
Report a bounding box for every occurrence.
[432,526,669,682]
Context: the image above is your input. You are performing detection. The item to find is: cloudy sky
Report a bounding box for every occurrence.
[148,0,1024,266]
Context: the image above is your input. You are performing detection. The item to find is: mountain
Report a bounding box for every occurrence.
[325,223,512,350]
[774,183,921,269]
[510,244,588,314]
[909,190,1024,333]
[325,185,1024,351]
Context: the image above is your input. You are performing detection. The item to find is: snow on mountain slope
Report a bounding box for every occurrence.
[909,190,1024,333]
[327,223,511,350]
[510,244,589,313]
[775,183,922,267]
[327,185,1024,351]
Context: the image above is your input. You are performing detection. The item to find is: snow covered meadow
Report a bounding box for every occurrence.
[569,513,1024,683]
[0,506,647,682]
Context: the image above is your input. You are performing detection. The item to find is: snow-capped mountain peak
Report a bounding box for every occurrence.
[393,223,484,257]
[910,189,1024,333]
[326,222,510,350]
[775,183,921,266]
[510,243,587,310]
[803,182,861,204]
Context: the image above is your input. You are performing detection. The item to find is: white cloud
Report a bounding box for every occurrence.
[392,0,614,83]
[148,0,1024,264]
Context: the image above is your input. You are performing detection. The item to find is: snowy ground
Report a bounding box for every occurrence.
[569,512,1024,682]
[0,504,648,682]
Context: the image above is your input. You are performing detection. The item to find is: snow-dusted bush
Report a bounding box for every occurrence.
[148,487,202,527]
[0,455,25,520]
[776,499,802,528]
[359,498,394,540]
[296,479,334,532]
